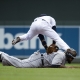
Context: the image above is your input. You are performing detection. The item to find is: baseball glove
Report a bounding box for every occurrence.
[46,44,59,54]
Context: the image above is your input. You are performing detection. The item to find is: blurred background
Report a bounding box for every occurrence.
[0,0,80,63]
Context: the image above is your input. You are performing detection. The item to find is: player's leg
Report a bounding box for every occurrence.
[19,20,46,41]
[1,51,42,68]
[19,22,40,41]
[41,26,70,51]
[21,51,42,68]
[1,52,24,67]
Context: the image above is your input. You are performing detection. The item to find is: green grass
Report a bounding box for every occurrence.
[0,63,80,80]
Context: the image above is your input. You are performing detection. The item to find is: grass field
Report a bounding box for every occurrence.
[0,63,80,80]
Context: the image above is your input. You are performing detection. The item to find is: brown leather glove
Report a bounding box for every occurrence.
[12,37,21,45]
[46,44,59,54]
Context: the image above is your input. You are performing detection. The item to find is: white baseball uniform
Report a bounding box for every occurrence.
[19,16,70,51]
[0,50,66,68]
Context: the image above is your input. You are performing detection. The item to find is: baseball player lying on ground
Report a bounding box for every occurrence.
[0,43,78,68]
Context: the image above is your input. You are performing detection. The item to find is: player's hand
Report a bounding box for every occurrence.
[12,37,20,45]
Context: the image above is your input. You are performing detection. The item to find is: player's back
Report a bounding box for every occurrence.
[34,16,56,27]
[43,50,66,65]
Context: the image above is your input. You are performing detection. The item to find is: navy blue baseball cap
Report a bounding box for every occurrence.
[40,14,47,16]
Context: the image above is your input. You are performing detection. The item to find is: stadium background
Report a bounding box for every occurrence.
[0,0,80,62]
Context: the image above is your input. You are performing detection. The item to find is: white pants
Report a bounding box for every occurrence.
[1,51,46,68]
[19,19,70,50]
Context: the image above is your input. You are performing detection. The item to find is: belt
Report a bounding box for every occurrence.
[41,54,44,67]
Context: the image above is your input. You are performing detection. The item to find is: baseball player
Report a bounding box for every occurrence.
[12,14,71,53]
[0,43,77,68]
